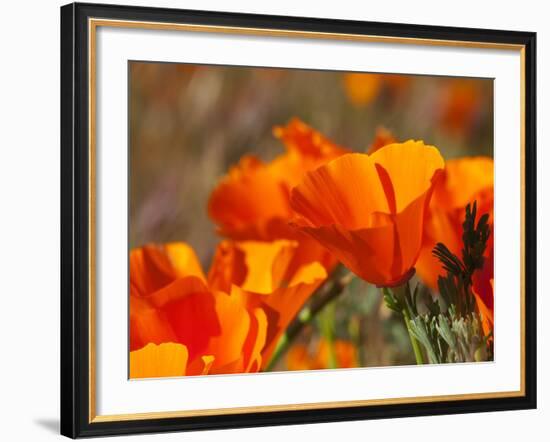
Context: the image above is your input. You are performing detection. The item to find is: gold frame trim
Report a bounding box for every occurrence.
[88,18,527,424]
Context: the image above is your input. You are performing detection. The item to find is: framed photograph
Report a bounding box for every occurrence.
[60,2,536,438]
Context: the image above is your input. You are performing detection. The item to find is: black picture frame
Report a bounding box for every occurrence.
[61,2,537,438]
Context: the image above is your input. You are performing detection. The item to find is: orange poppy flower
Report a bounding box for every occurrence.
[206,155,293,240]
[129,242,267,376]
[415,157,494,290]
[286,339,357,371]
[130,238,328,377]
[207,239,328,367]
[290,141,444,287]
[207,118,348,241]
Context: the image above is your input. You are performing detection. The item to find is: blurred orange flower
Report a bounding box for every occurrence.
[130,239,328,377]
[208,118,349,241]
[343,73,410,107]
[415,157,494,290]
[343,73,382,107]
[290,141,444,287]
[286,339,357,371]
[367,126,397,154]
[438,79,483,136]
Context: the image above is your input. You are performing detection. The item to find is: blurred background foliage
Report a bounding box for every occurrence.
[129,61,493,369]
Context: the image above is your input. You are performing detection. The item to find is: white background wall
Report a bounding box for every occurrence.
[0,0,546,440]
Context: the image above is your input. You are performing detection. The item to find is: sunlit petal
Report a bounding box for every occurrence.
[130,343,188,379]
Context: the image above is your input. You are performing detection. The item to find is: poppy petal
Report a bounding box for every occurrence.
[432,157,494,209]
[143,278,221,360]
[370,140,444,213]
[129,294,177,351]
[207,240,248,293]
[273,118,348,160]
[207,291,251,370]
[295,223,395,286]
[242,308,268,373]
[164,242,206,282]
[130,242,206,296]
[207,155,292,240]
[290,153,390,230]
[237,240,295,294]
[130,343,188,379]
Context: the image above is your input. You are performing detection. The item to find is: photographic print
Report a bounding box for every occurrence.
[128,62,495,379]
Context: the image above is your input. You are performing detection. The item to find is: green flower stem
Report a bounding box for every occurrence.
[382,285,424,365]
[401,305,424,365]
[265,267,353,371]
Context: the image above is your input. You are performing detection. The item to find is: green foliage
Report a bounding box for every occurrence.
[408,308,488,363]
[383,201,493,364]
[433,201,491,317]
